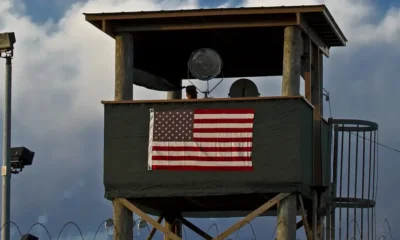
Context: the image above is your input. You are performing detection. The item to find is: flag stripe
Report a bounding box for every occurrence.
[152,151,251,157]
[194,123,253,128]
[152,146,252,152]
[194,114,254,119]
[152,160,252,166]
[194,109,255,114]
[191,137,253,142]
[193,132,252,138]
[192,128,253,133]
[152,141,253,147]
[194,119,254,124]
[151,165,253,171]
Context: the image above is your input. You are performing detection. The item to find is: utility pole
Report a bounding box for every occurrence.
[0,32,15,240]
[1,53,12,240]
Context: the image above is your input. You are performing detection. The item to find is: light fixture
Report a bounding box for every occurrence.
[137,219,147,229]
[21,234,38,240]
[0,32,16,53]
[228,78,260,98]
[10,147,35,174]
[187,48,222,81]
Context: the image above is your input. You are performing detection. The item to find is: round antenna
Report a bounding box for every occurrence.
[228,78,260,98]
[188,48,222,81]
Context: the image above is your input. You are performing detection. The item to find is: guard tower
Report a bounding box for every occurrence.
[84,5,377,240]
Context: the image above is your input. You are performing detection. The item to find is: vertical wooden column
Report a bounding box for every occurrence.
[282,26,302,96]
[277,25,301,240]
[164,214,182,240]
[277,195,297,240]
[115,33,134,100]
[114,32,134,240]
[310,41,324,240]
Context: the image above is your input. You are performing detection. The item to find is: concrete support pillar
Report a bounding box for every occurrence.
[277,194,297,240]
[282,26,302,96]
[113,200,133,240]
[113,32,134,240]
[115,33,133,101]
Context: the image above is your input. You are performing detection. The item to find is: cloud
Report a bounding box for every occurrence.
[243,0,400,46]
[0,0,400,238]
[0,0,201,235]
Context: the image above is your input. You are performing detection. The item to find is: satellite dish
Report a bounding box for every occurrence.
[228,78,260,98]
[188,48,222,81]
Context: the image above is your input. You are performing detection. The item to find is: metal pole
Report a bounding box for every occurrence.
[1,56,12,240]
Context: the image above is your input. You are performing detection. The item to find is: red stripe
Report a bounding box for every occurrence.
[151,165,253,171]
[152,146,252,152]
[152,156,251,161]
[194,109,255,114]
[192,128,253,133]
[194,119,254,124]
[193,137,253,142]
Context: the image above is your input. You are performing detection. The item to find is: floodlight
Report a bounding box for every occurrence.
[137,219,147,229]
[228,78,260,98]
[10,147,35,174]
[0,32,16,52]
[188,48,222,81]
[21,234,38,240]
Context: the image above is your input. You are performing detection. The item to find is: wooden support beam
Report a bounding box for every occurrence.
[213,193,290,240]
[277,194,297,240]
[146,216,164,240]
[164,214,182,240]
[102,20,114,38]
[113,33,134,240]
[118,199,182,240]
[113,200,133,240]
[282,26,302,96]
[297,13,329,57]
[179,217,213,240]
[114,20,297,32]
[311,42,323,186]
[298,195,312,240]
[115,33,133,101]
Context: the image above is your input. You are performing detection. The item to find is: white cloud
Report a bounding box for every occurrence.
[243,0,400,46]
[0,0,400,238]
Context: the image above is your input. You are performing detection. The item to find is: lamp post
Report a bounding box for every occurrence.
[0,32,15,240]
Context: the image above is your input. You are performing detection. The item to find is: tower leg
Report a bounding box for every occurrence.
[277,194,297,240]
[164,214,182,240]
[282,26,302,96]
[113,200,133,240]
[114,32,134,240]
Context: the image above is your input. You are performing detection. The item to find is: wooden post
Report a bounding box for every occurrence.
[277,194,297,240]
[282,26,302,96]
[164,214,181,240]
[114,32,134,240]
[277,25,301,240]
[115,33,134,101]
[113,200,133,240]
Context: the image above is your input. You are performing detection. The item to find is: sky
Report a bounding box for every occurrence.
[0,0,400,239]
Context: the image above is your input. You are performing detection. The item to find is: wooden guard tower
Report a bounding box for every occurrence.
[84,5,347,240]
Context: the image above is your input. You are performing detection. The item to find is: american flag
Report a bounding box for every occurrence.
[147,108,255,171]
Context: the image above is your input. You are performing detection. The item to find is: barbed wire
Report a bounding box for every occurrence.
[0,217,395,240]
